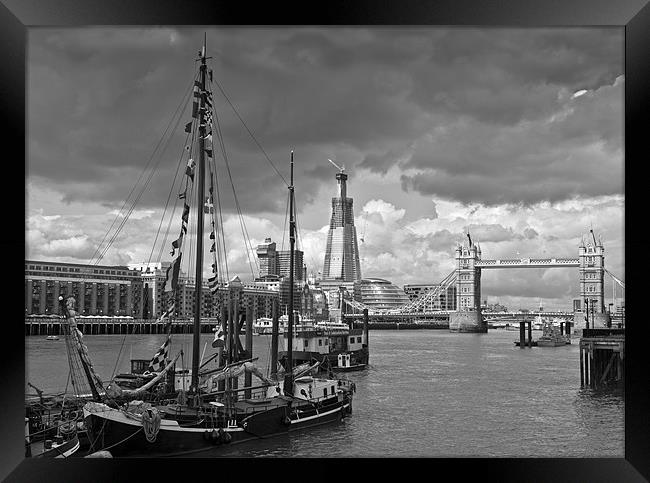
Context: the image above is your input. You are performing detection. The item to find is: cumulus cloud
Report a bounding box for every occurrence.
[26,27,624,311]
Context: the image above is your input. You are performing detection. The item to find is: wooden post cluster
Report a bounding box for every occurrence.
[579,329,624,388]
[244,306,253,399]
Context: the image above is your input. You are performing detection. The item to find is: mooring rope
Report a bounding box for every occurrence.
[142,407,162,443]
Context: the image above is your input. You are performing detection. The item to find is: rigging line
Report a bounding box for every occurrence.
[207,160,222,284]
[148,131,191,267]
[211,104,230,282]
[96,107,189,266]
[110,331,129,381]
[212,97,257,280]
[95,82,196,265]
[208,155,225,285]
[90,71,199,265]
[185,167,197,285]
[210,77,288,188]
[156,128,196,265]
[211,100,257,279]
[281,191,290,252]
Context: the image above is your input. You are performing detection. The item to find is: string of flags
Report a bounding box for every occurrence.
[207,171,219,293]
[147,303,175,372]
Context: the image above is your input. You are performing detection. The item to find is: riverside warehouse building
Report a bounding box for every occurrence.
[25,260,279,320]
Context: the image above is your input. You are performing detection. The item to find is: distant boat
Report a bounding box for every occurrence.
[45,335,59,341]
[253,316,287,335]
[278,315,368,373]
[537,320,570,347]
[331,353,367,372]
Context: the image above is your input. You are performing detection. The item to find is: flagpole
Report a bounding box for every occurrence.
[283,151,295,396]
[190,38,208,397]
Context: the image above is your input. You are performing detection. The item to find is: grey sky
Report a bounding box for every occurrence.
[26,27,624,310]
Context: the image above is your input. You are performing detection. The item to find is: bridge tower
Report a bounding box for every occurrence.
[449,238,487,333]
[577,234,610,328]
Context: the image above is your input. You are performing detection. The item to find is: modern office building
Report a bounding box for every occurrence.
[25,260,144,317]
[321,167,362,283]
[255,237,305,282]
[403,283,457,311]
[256,238,278,278]
[353,278,410,311]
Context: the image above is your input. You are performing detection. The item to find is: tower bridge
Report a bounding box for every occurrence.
[341,230,618,333]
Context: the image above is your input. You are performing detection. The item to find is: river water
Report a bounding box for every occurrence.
[25,329,623,457]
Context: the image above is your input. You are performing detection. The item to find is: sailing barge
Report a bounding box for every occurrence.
[75,38,356,456]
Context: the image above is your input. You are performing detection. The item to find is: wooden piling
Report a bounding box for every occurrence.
[527,321,532,347]
[363,308,369,363]
[580,346,584,386]
[519,321,525,348]
[244,306,253,399]
[270,299,279,380]
[218,303,228,393]
[589,346,595,388]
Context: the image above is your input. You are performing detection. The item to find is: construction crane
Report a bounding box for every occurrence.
[328,158,345,173]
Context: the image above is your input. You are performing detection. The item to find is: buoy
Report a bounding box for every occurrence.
[210,429,220,444]
[221,430,232,444]
[203,430,211,441]
[282,416,291,426]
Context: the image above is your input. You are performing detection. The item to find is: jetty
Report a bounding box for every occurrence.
[25,316,219,335]
[579,328,624,388]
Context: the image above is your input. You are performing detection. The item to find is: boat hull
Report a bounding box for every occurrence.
[332,364,367,372]
[83,394,351,457]
[30,435,80,458]
[537,340,567,347]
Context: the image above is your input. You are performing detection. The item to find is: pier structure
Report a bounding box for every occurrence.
[25,316,220,336]
[579,328,624,388]
[342,230,618,334]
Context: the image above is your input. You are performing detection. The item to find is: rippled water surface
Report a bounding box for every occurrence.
[26,329,624,457]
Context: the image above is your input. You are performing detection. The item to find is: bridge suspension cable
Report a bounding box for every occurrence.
[393,270,458,314]
[604,268,625,289]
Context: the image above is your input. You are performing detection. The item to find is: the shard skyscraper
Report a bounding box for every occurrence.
[322,168,362,283]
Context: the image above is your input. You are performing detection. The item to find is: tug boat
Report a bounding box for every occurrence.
[537,320,571,347]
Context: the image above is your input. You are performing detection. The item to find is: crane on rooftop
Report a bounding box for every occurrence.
[328,158,345,173]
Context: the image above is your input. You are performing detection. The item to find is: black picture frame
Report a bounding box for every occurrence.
[3,0,647,481]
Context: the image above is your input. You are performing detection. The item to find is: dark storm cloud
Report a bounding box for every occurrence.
[28,27,622,213]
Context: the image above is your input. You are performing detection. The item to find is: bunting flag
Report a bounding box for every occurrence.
[178,191,186,200]
[208,277,219,293]
[184,121,192,133]
[192,100,199,119]
[209,242,216,253]
[170,234,184,256]
[185,158,196,181]
[209,231,215,239]
[158,302,175,322]
[204,196,214,214]
[202,93,212,109]
[164,255,182,293]
[205,148,213,158]
[181,203,190,223]
[181,203,190,235]
[211,326,225,348]
[148,331,172,372]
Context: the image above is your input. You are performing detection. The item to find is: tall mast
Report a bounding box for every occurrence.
[283,151,295,396]
[191,35,207,393]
